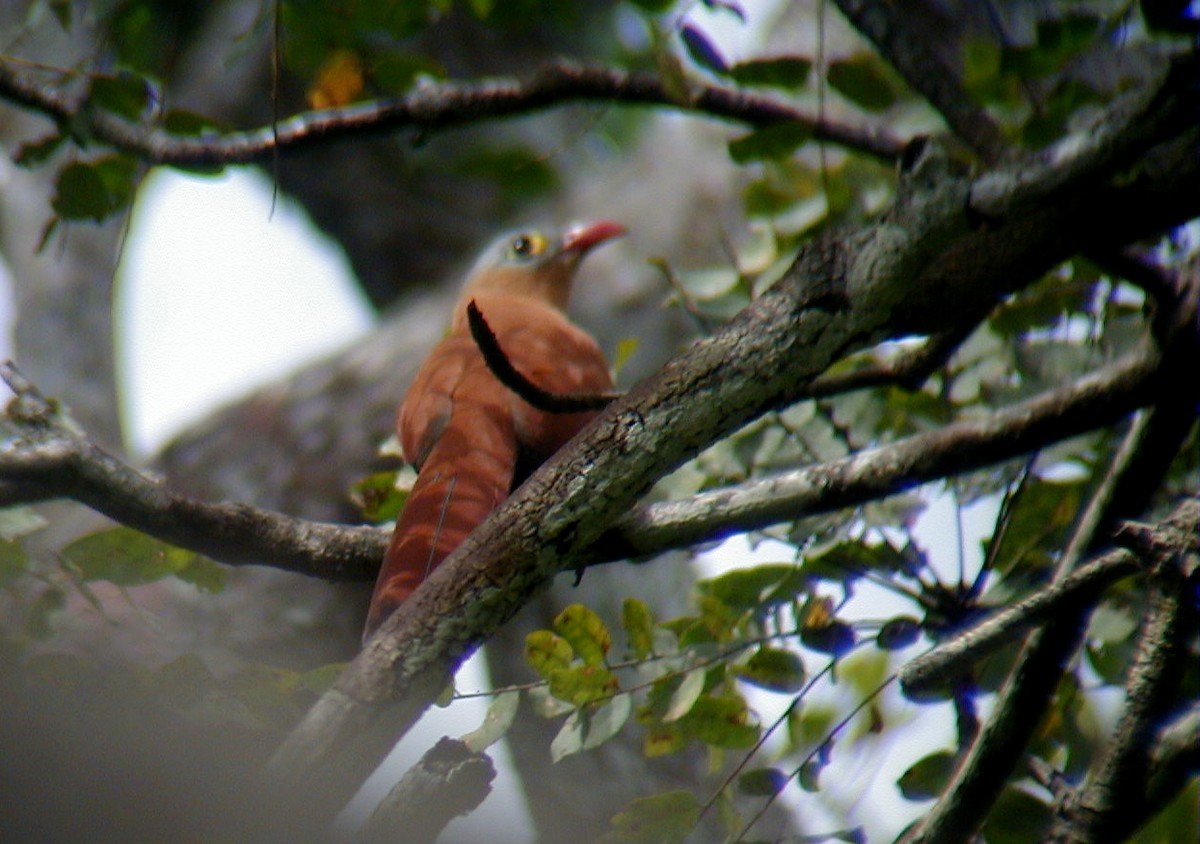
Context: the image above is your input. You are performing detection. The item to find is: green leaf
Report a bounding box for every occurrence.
[51,156,138,223]
[979,786,1052,843]
[798,741,830,791]
[0,539,28,589]
[736,647,806,693]
[679,23,729,75]
[173,553,226,593]
[663,667,707,722]
[62,527,203,586]
[90,71,152,120]
[728,122,811,163]
[351,470,409,524]
[737,766,787,796]
[52,162,112,222]
[547,665,619,706]
[897,750,957,800]
[622,598,655,659]
[584,692,633,749]
[600,791,701,844]
[827,55,900,111]
[687,695,759,748]
[876,616,922,650]
[626,0,676,12]
[525,630,574,678]
[461,689,520,752]
[730,57,811,90]
[553,604,611,667]
[15,134,66,168]
[986,477,1085,576]
[0,506,48,540]
[613,337,640,379]
[699,564,808,611]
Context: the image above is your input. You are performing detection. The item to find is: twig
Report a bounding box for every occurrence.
[0,58,904,167]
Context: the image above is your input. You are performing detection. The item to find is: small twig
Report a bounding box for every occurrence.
[466,300,620,414]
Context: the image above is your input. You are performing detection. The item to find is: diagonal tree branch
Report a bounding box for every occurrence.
[832,0,1009,161]
[0,58,904,166]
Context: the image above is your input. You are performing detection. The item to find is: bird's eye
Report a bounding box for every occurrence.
[509,232,546,260]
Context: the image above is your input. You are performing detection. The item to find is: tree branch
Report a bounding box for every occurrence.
[0,58,904,166]
[832,0,1009,161]
[358,737,495,844]
[0,363,382,581]
[899,500,1200,697]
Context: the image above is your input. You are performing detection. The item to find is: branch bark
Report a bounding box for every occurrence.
[0,58,904,166]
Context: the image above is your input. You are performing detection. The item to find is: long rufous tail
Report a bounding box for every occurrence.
[364,400,516,638]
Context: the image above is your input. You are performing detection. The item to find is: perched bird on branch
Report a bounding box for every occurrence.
[364,221,624,638]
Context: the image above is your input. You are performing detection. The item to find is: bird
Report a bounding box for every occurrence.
[364,221,624,639]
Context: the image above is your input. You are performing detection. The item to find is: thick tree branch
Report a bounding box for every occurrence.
[833,0,1009,161]
[261,61,1200,833]
[594,347,1161,562]
[1053,575,1194,843]
[0,363,381,581]
[0,58,903,166]
[358,738,495,844]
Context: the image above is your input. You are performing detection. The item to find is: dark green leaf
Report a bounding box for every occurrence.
[51,162,112,222]
[62,527,202,586]
[798,741,831,791]
[736,647,806,693]
[737,767,787,796]
[728,122,811,163]
[827,55,900,111]
[897,751,956,800]
[686,694,759,748]
[90,71,153,120]
[876,616,922,650]
[731,57,811,90]
[626,0,676,12]
[15,134,66,168]
[979,787,1052,843]
[680,24,729,75]
[162,109,219,136]
[699,564,808,610]
[800,616,856,657]
[600,791,701,844]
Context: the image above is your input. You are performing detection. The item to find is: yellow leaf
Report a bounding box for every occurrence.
[308,50,364,109]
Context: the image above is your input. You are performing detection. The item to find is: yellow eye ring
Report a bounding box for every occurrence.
[509,232,547,260]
